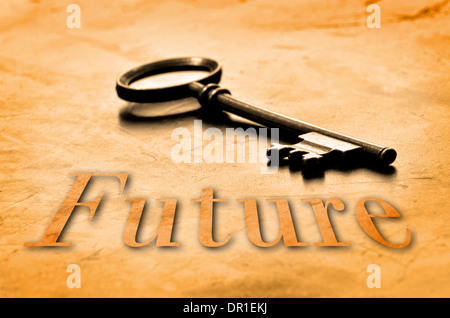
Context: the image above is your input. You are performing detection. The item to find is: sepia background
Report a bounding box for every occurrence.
[0,0,449,297]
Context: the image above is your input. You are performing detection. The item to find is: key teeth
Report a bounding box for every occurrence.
[267,143,282,155]
[267,144,326,169]
[267,144,294,167]
[266,144,278,160]
[267,144,291,160]
[288,151,323,170]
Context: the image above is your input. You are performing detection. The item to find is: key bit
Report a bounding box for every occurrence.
[267,132,363,170]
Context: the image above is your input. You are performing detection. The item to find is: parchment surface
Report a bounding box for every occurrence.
[0,0,449,297]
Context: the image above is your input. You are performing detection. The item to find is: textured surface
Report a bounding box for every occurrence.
[1,0,449,297]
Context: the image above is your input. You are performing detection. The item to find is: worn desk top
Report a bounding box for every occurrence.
[1,0,449,297]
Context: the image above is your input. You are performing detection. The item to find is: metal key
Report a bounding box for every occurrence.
[116,57,397,168]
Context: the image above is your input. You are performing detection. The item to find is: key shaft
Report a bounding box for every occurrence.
[189,82,396,165]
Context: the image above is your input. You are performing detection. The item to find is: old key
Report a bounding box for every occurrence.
[116,57,396,169]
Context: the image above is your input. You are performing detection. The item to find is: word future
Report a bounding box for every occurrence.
[24,174,412,249]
